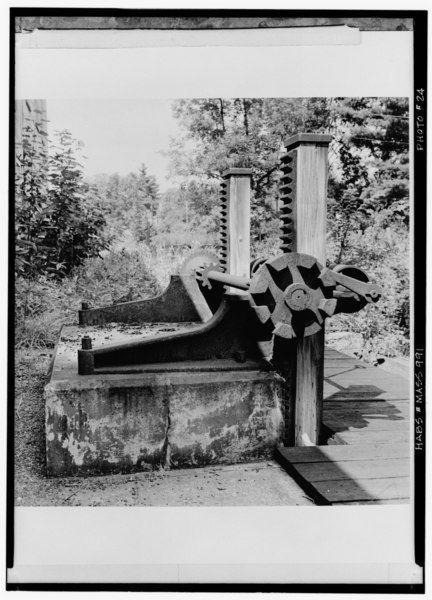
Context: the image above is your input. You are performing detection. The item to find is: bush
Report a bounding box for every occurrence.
[326,211,409,359]
[15,126,107,279]
[15,248,161,349]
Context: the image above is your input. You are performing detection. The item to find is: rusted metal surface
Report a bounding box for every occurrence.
[78,274,204,325]
[179,250,223,318]
[77,251,382,374]
[15,15,413,33]
[78,296,273,375]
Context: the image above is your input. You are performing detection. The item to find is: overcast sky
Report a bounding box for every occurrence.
[46,98,181,191]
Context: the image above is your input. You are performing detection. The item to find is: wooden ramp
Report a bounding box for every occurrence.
[276,347,411,505]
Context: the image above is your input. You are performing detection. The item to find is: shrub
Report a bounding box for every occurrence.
[15,126,107,279]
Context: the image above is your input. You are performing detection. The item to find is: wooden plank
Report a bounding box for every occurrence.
[313,476,410,503]
[333,498,410,505]
[326,369,409,383]
[324,391,409,402]
[286,136,331,447]
[292,457,410,482]
[325,420,409,435]
[324,411,409,433]
[329,430,410,445]
[277,444,410,464]
[324,400,409,411]
[227,170,251,293]
[295,330,324,445]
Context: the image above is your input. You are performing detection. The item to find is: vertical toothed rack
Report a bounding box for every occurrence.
[219,168,253,294]
[276,133,332,446]
[279,147,297,253]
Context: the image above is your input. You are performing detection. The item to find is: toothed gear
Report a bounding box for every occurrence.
[248,253,337,339]
[179,251,220,277]
[195,262,223,289]
[219,178,229,272]
[278,150,297,253]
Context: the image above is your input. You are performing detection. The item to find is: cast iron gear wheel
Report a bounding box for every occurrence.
[179,250,221,278]
[248,253,337,339]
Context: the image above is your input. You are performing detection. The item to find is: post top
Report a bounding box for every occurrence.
[285,133,332,151]
[223,168,253,177]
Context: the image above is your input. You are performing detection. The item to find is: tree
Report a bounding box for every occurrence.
[152,179,219,249]
[133,164,160,244]
[15,125,107,278]
[166,97,410,357]
[167,98,332,247]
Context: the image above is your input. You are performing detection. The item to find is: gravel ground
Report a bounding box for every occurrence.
[14,349,314,507]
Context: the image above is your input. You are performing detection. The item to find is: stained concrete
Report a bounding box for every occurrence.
[17,460,314,507]
[46,324,285,476]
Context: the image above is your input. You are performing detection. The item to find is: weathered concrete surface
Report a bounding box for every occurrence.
[45,380,169,476]
[169,375,283,468]
[46,324,286,476]
[18,458,314,507]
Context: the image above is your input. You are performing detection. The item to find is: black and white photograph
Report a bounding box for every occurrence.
[7,9,426,591]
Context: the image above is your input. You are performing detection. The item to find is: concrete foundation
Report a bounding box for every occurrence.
[45,325,286,476]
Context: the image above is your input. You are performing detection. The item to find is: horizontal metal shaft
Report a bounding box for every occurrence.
[206,270,250,291]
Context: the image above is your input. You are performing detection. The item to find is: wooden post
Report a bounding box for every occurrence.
[220,168,252,295]
[284,133,332,446]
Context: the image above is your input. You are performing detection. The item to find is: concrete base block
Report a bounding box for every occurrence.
[45,325,286,476]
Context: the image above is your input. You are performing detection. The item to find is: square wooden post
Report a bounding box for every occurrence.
[220,168,252,294]
[284,133,332,446]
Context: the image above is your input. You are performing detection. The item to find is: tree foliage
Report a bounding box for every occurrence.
[15,125,107,278]
[166,96,409,357]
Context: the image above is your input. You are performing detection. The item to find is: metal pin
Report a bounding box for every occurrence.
[81,336,92,350]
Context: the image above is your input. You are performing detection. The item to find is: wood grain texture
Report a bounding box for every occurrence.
[289,137,330,446]
[313,476,410,503]
[277,443,410,463]
[295,144,328,263]
[276,346,410,504]
[226,173,251,295]
[295,330,324,445]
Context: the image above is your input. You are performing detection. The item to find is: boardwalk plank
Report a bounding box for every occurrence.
[292,457,410,482]
[329,430,410,445]
[313,476,410,503]
[275,347,411,504]
[277,444,410,464]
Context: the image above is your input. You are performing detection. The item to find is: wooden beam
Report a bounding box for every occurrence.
[223,168,252,295]
[285,133,331,446]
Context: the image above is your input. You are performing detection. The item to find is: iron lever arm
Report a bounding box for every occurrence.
[319,268,382,303]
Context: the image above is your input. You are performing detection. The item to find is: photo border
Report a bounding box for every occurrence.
[7,7,427,593]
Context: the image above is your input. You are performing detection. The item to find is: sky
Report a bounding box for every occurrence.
[46,98,181,191]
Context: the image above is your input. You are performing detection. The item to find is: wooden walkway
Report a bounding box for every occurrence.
[276,347,411,505]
